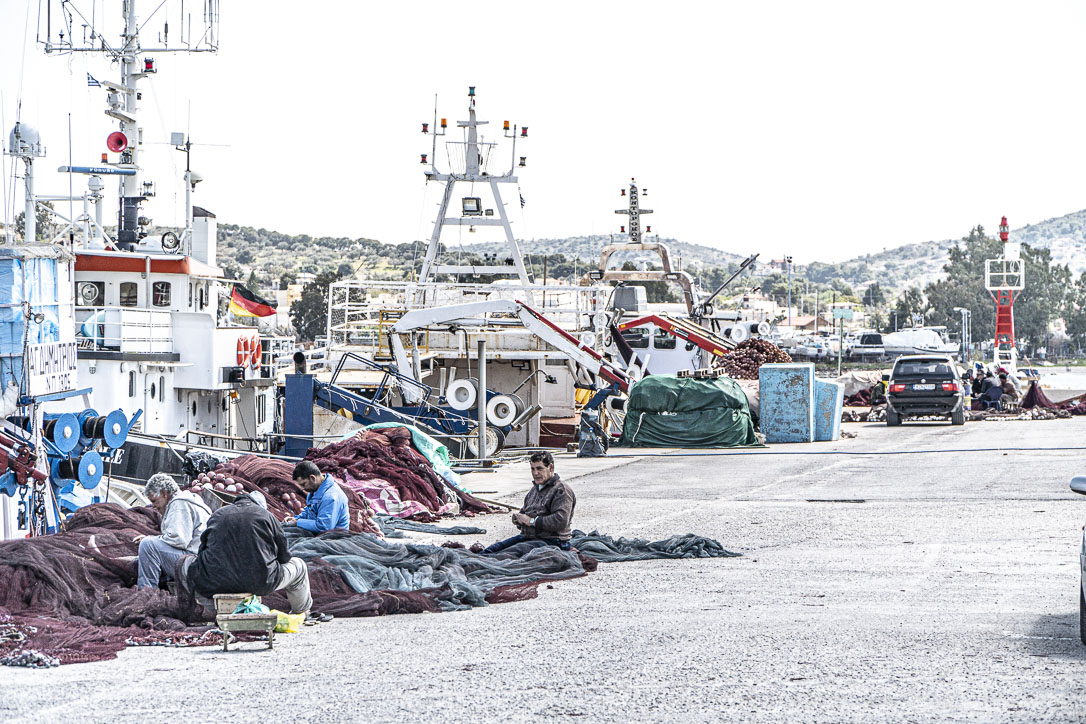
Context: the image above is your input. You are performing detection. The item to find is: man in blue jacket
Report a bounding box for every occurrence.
[283,461,350,533]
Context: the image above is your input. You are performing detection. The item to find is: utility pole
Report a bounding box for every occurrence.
[785,256,793,327]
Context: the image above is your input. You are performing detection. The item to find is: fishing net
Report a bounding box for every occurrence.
[210,455,384,537]
[0,502,739,666]
[1020,380,1060,410]
[305,428,497,519]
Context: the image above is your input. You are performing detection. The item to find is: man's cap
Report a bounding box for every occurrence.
[246,490,268,510]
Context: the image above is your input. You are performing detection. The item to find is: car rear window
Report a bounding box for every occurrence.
[895,361,952,377]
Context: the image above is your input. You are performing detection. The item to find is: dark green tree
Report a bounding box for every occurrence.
[862,282,886,307]
[290,269,344,342]
[920,225,1071,350]
[893,287,930,328]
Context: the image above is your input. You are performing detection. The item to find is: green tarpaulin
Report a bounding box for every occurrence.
[618,374,761,448]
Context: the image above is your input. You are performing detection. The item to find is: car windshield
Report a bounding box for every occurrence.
[895,361,952,377]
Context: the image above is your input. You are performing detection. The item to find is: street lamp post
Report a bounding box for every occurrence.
[785,256,793,327]
[954,307,971,363]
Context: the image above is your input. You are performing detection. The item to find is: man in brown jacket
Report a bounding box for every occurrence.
[482,452,576,554]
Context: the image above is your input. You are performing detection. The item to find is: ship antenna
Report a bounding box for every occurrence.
[431,93,438,173]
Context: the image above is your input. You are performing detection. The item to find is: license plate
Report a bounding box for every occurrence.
[912,383,935,390]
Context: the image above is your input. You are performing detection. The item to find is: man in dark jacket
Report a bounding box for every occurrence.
[482,452,576,554]
[180,492,312,615]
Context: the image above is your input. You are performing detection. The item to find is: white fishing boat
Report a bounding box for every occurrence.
[881,327,959,357]
[1,1,288,536]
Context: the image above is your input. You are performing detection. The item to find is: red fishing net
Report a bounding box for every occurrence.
[304,428,496,519]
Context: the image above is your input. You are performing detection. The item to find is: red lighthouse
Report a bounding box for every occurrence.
[985,216,1024,370]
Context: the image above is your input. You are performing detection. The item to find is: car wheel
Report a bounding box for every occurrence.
[886,408,901,426]
[951,406,965,426]
[1080,582,1086,646]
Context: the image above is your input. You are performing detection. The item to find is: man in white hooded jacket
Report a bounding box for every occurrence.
[136,473,213,590]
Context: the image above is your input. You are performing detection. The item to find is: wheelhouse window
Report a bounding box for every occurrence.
[652,329,677,350]
[620,327,650,349]
[119,282,139,307]
[152,281,171,307]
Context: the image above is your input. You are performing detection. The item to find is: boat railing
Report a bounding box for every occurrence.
[325,280,607,352]
[75,305,173,354]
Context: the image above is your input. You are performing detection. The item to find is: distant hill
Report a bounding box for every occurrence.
[461,234,747,268]
[214,210,1086,297]
[797,210,1086,296]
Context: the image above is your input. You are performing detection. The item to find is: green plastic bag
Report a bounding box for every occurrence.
[232,595,270,615]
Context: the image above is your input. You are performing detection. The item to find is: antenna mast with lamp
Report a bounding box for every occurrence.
[416,87,531,284]
[35,0,219,252]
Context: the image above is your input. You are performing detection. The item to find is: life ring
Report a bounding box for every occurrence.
[236,336,250,366]
[250,335,261,368]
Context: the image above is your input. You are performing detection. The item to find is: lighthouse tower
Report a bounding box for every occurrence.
[985,216,1024,373]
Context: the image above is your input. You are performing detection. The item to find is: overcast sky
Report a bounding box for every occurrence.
[3,1,1086,263]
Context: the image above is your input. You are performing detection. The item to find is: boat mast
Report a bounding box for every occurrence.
[416,88,531,284]
[40,0,220,250]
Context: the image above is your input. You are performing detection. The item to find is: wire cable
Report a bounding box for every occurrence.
[600,444,1086,458]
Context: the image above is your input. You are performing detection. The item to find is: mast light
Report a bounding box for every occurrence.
[441,118,447,129]
[420,154,428,164]
[520,126,528,137]
[468,86,476,97]
[999,216,1009,242]
[503,120,510,131]
[421,123,428,133]
[621,189,626,196]
[143,57,156,73]
[519,156,526,167]
[100,153,108,162]
[620,226,626,233]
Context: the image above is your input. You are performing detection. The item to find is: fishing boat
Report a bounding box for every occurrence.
[1,1,288,535]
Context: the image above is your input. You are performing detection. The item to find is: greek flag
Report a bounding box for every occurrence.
[87,73,101,87]
[519,193,526,208]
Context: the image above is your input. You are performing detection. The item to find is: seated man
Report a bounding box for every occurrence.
[999,373,1019,403]
[136,473,212,590]
[283,461,349,533]
[981,384,1004,410]
[181,491,313,617]
[483,452,576,554]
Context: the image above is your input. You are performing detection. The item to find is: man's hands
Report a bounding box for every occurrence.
[283,516,296,525]
[132,534,148,543]
[512,512,531,528]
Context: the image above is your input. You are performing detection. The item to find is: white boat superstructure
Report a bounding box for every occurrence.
[324,89,610,446]
[5,1,284,484]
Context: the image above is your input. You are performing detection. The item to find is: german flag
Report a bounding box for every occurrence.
[229,284,277,317]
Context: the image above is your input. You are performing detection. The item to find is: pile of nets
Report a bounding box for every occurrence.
[0,502,740,666]
[307,427,494,520]
[717,338,792,380]
[0,505,217,665]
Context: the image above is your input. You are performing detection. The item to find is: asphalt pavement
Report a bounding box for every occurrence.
[4,417,1086,722]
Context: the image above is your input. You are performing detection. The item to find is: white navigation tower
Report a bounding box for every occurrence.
[416,87,531,284]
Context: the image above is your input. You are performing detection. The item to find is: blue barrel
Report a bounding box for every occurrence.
[814,380,844,442]
[759,363,815,443]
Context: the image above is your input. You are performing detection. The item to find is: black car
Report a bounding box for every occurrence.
[883,354,965,426]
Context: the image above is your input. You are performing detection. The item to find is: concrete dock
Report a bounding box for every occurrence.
[4,417,1086,722]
